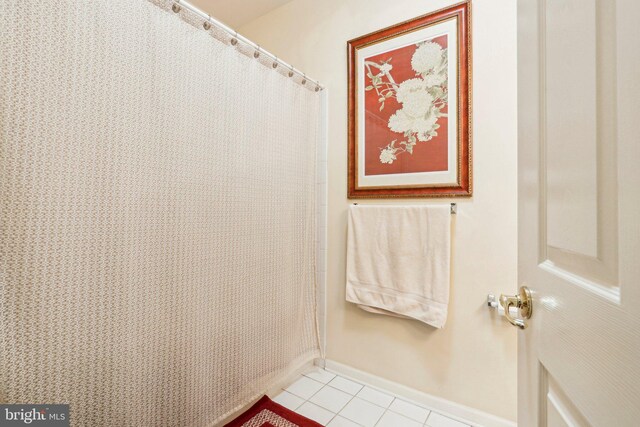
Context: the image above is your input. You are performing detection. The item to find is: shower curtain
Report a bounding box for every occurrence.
[0,1,321,425]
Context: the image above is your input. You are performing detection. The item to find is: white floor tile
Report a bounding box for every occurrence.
[309,385,353,413]
[388,399,431,423]
[272,390,304,411]
[375,410,423,427]
[296,401,336,426]
[305,369,337,384]
[339,397,385,427]
[426,412,470,427]
[285,376,325,400]
[328,376,364,395]
[327,416,361,427]
[356,386,394,408]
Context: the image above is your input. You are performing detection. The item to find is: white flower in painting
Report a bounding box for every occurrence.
[400,89,433,118]
[417,120,440,142]
[379,147,397,164]
[367,40,449,165]
[411,41,444,74]
[395,78,427,104]
[388,105,438,136]
[389,82,438,136]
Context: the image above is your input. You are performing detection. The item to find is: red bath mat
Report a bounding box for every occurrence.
[224,395,322,427]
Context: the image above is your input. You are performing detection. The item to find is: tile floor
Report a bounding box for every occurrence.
[272,368,476,427]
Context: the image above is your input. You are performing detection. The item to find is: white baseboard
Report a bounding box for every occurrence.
[323,360,517,427]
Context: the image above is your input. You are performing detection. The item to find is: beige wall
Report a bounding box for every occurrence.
[241,0,518,421]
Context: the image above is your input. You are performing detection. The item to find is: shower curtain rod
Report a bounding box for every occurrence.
[171,0,324,91]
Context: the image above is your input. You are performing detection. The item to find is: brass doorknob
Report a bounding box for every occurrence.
[499,286,532,329]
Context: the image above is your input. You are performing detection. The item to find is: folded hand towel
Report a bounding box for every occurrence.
[346,205,451,328]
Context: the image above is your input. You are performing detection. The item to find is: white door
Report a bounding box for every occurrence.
[516,0,640,426]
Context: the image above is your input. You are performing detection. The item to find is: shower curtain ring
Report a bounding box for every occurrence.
[230,31,238,46]
[254,46,261,59]
[288,66,294,78]
[315,82,321,92]
[203,15,212,31]
[272,57,279,69]
[301,74,307,85]
[172,0,181,13]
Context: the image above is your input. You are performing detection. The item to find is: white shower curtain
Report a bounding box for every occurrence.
[0,1,321,425]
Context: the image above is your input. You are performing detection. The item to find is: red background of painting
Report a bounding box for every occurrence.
[364,35,448,176]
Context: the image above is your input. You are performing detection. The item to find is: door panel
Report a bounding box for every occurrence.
[545,0,598,258]
[518,0,640,426]
[543,0,619,288]
[545,374,590,427]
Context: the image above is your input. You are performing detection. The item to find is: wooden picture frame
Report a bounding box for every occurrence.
[347,1,472,198]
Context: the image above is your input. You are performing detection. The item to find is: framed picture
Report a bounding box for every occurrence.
[347,1,472,198]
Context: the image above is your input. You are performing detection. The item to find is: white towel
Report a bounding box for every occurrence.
[346,205,451,328]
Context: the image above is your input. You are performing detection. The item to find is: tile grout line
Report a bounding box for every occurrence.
[292,375,350,426]
[325,390,360,427]
[305,380,334,424]
[305,375,369,427]
[285,374,325,402]
[336,384,386,427]
[327,376,366,426]
[315,378,363,426]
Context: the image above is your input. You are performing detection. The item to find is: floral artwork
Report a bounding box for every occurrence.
[363,35,449,175]
[366,38,448,166]
[348,2,471,198]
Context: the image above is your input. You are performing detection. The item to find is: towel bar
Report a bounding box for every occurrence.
[352,202,457,214]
